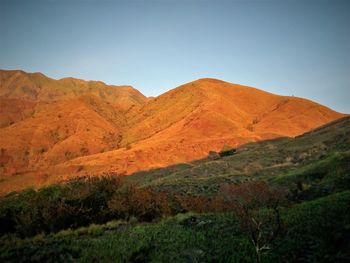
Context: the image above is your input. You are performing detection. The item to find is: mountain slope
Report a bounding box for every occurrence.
[55,78,343,179]
[0,70,346,193]
[125,78,341,144]
[0,70,147,177]
[0,94,128,175]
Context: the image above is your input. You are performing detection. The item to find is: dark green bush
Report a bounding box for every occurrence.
[0,176,122,237]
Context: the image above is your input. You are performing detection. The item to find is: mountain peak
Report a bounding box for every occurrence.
[194,78,227,84]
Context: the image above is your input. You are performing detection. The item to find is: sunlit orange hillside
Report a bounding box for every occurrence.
[0,70,346,193]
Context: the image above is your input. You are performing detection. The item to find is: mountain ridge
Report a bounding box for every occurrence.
[0,69,346,193]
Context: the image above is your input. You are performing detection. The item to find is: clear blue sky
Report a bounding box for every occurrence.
[1,0,349,113]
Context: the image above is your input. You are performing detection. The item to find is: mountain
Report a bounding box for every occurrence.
[0,70,346,193]
[54,78,344,179]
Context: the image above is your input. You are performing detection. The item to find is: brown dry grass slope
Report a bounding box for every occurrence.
[0,71,346,193]
[55,78,343,178]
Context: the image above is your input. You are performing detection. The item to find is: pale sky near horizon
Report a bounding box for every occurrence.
[1,0,349,113]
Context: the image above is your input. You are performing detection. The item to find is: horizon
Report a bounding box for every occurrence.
[1,0,349,113]
[1,68,349,114]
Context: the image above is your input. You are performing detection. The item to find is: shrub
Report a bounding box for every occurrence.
[108,184,170,222]
[219,146,236,157]
[0,176,123,237]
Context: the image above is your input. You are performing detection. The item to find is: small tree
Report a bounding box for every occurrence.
[219,181,287,263]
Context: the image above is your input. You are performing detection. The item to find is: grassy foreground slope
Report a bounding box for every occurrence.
[1,191,349,263]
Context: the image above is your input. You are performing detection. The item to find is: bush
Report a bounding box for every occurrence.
[108,184,170,222]
[219,145,236,157]
[0,176,122,237]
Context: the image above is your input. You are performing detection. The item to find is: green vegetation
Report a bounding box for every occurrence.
[0,177,172,237]
[1,191,349,262]
[273,151,350,202]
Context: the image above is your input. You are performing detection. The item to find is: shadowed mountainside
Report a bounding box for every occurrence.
[124,116,350,195]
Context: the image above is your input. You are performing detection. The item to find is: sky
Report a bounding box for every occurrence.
[1,0,349,113]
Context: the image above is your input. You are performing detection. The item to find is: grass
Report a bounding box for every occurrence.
[271,151,350,201]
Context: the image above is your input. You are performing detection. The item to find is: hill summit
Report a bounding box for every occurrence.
[0,70,346,193]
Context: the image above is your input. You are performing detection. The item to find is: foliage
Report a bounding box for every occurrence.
[1,192,349,262]
[0,176,122,237]
[107,184,170,222]
[274,151,350,202]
